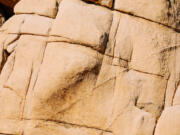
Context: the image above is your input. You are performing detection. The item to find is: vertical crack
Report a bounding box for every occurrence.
[20,62,33,120]
[153,75,170,135]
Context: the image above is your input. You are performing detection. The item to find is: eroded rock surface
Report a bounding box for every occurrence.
[0,0,179,135]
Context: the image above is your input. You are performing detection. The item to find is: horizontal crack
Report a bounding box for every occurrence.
[82,0,180,32]
[130,68,165,78]
[94,77,116,92]
[105,54,129,62]
[19,33,49,37]
[48,35,105,54]
[15,13,57,19]
[158,44,180,53]
[113,9,180,32]
[24,118,113,133]
[3,85,24,99]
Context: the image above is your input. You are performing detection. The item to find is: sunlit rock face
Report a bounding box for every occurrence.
[0,0,179,135]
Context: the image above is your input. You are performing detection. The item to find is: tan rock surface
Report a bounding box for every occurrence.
[14,0,58,18]
[0,14,25,34]
[114,0,180,30]
[50,0,113,52]
[0,0,179,135]
[173,85,180,105]
[154,106,180,135]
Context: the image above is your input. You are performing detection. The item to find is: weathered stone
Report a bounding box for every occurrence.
[23,120,113,135]
[0,35,47,125]
[126,70,167,118]
[0,119,22,135]
[0,14,25,34]
[109,106,155,135]
[0,87,23,120]
[0,0,179,134]
[5,35,47,98]
[4,34,19,49]
[0,53,15,85]
[164,79,176,107]
[6,41,17,53]
[23,42,104,128]
[50,0,113,52]
[114,0,180,30]
[173,85,180,105]
[155,106,180,135]
[14,0,58,18]
[21,15,53,36]
[114,13,179,78]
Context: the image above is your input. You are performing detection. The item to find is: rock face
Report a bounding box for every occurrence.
[0,0,179,135]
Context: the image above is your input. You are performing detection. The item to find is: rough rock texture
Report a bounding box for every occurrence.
[0,0,179,135]
[114,0,180,30]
